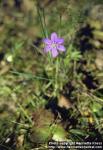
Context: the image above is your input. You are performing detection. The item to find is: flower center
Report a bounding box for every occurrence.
[51,43,57,48]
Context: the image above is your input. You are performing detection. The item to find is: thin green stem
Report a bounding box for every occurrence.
[17,103,32,124]
[53,57,59,96]
[36,2,46,37]
[59,14,62,37]
[42,8,48,38]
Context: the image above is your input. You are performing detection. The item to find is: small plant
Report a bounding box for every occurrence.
[1,1,103,149]
[41,32,81,97]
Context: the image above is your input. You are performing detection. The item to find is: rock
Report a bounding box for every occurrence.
[95,50,103,70]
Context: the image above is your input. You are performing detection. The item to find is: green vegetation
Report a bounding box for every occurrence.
[0,0,103,149]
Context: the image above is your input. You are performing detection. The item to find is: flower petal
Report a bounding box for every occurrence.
[56,38,64,44]
[43,38,51,45]
[51,47,58,57]
[57,45,66,52]
[51,32,58,41]
[44,45,52,53]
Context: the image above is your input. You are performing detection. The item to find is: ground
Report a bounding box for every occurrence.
[0,0,103,150]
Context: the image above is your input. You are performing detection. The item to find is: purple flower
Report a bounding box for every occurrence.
[43,32,66,58]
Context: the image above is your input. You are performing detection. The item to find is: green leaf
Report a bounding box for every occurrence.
[69,129,88,136]
[52,125,67,141]
[92,102,102,113]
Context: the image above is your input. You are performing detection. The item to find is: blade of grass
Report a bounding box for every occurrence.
[36,1,46,38]
[10,70,54,81]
